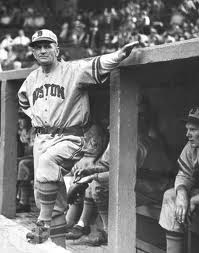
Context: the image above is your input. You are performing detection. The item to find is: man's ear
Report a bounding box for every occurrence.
[56,46,60,57]
[32,48,37,59]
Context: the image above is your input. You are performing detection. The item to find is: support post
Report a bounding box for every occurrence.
[109,68,138,253]
[0,80,18,217]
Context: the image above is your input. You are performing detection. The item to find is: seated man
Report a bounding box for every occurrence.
[66,142,110,246]
[64,122,109,229]
[65,98,172,245]
[159,107,199,253]
[16,113,35,212]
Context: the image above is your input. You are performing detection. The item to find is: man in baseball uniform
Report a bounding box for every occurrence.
[18,29,139,245]
[159,107,199,253]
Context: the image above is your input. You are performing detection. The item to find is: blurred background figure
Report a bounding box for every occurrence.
[16,112,35,213]
[13,29,30,46]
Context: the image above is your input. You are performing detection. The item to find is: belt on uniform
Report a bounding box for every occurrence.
[34,126,84,137]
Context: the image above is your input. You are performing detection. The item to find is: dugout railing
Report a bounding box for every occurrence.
[1,39,199,253]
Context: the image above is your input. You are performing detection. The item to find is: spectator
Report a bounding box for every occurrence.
[23,7,35,30]
[71,14,86,45]
[139,33,150,47]
[13,29,30,46]
[34,11,45,29]
[1,33,13,49]
[0,6,13,27]
[13,60,22,70]
[11,7,23,28]
[2,44,18,70]
[59,22,69,42]
[0,44,8,64]
[164,32,176,43]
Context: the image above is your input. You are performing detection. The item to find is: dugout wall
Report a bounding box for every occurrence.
[1,39,199,252]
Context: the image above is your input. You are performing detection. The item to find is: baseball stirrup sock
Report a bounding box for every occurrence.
[50,211,67,248]
[96,200,109,232]
[38,182,59,222]
[79,197,96,227]
[166,231,185,253]
[19,182,32,205]
[65,201,83,228]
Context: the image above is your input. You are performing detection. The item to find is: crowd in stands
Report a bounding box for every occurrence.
[1,0,199,70]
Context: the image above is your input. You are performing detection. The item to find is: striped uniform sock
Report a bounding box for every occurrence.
[65,199,83,228]
[38,182,59,222]
[95,199,108,232]
[50,210,67,248]
[19,181,32,205]
[79,197,96,227]
[166,231,185,253]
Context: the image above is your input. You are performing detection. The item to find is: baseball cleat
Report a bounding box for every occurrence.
[26,220,50,244]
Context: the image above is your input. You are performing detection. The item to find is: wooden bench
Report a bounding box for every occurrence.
[136,203,199,253]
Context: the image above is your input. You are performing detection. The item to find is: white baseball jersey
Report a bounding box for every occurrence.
[18,52,121,129]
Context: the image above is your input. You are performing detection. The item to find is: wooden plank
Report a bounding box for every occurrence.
[108,68,138,253]
[0,80,18,217]
[121,38,199,67]
[136,239,165,253]
[0,68,33,81]
[136,205,161,220]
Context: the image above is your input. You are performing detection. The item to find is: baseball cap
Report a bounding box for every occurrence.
[29,29,58,47]
[181,107,199,125]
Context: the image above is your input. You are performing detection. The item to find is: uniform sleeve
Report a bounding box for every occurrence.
[137,140,148,168]
[77,52,121,87]
[91,143,110,174]
[93,144,110,183]
[95,171,109,183]
[175,143,195,193]
[18,80,31,118]
[98,142,110,169]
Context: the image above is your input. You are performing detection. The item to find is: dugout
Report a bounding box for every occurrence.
[1,39,199,252]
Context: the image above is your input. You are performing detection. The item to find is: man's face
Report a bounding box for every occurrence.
[32,41,59,66]
[186,122,199,148]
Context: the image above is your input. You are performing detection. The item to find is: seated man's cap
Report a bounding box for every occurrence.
[29,29,58,47]
[182,107,199,125]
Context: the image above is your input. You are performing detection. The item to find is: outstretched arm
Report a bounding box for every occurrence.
[99,41,139,72]
[77,41,139,87]
[117,41,140,61]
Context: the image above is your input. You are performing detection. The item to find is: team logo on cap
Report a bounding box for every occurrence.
[37,30,43,37]
[189,107,199,116]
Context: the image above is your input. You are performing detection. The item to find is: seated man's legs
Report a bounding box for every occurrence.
[17,157,34,212]
[64,173,84,229]
[65,185,96,240]
[159,188,186,253]
[91,180,109,236]
[66,180,108,245]
[76,180,109,246]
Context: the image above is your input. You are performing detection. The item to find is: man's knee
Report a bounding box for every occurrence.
[36,153,60,182]
[159,188,183,233]
[162,188,176,204]
[91,180,109,203]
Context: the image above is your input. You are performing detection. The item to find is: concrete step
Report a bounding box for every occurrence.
[0,215,69,253]
[0,214,107,253]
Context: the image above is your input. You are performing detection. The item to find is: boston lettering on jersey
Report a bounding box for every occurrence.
[33,84,65,104]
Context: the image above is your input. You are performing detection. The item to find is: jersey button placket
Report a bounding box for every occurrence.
[43,74,49,125]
